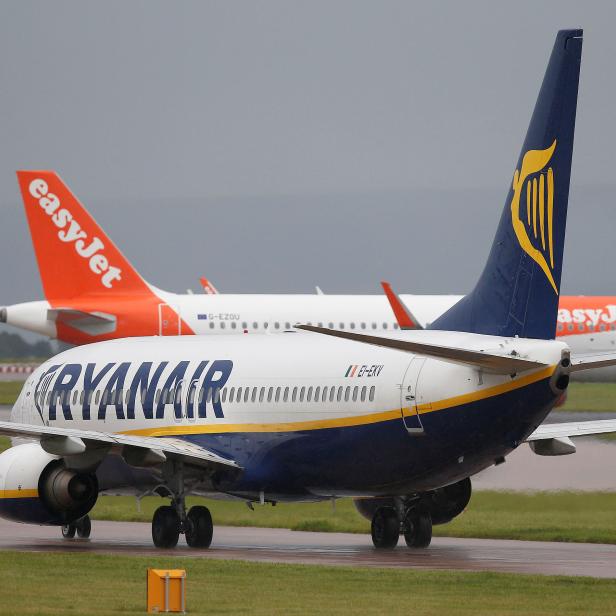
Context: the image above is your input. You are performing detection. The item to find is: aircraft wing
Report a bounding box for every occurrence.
[525,419,616,456]
[0,420,240,474]
[528,419,616,441]
[381,281,423,330]
[296,325,546,374]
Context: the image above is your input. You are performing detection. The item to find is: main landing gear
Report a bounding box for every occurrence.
[151,503,213,549]
[371,505,432,549]
[61,514,92,539]
[151,461,213,549]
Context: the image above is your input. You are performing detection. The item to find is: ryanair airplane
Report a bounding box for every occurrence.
[0,29,614,551]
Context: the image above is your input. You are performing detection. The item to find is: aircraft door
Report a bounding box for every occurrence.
[158,304,181,336]
[400,358,427,434]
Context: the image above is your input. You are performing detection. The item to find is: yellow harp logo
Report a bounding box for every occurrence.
[511,139,558,294]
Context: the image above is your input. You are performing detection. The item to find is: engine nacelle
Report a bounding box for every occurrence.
[0,443,98,525]
[354,477,472,526]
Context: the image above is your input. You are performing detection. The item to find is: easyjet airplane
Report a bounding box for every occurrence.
[1,29,615,551]
[4,171,616,382]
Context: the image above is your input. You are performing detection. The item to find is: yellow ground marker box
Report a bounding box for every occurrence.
[147,568,186,613]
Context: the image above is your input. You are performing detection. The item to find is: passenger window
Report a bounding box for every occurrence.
[274,322,280,330]
[383,323,388,330]
[352,386,358,402]
[267,387,273,402]
[299,387,305,402]
[259,387,265,403]
[369,386,375,402]
[344,387,350,402]
[242,322,248,330]
[253,322,259,329]
[292,387,297,402]
[251,388,257,403]
[72,390,78,405]
[285,322,291,330]
[314,386,320,402]
[206,388,213,403]
[307,387,313,402]
[318,322,323,328]
[337,387,342,402]
[209,322,215,329]
[283,387,289,402]
[154,390,160,405]
[244,388,250,403]
[46,391,51,406]
[393,323,399,330]
[213,388,221,403]
[328,322,334,328]
[372,323,377,330]
[339,323,345,329]
[329,387,335,402]
[361,386,367,402]
[350,323,355,330]
[199,388,205,403]
[275,387,281,402]
[231,322,237,330]
[222,388,227,403]
[263,322,268,329]
[322,386,327,402]
[80,391,85,405]
[361,323,366,330]
[175,386,182,404]
[568,324,574,331]
[189,387,196,405]
[236,387,242,402]
[220,322,226,330]
[229,387,235,403]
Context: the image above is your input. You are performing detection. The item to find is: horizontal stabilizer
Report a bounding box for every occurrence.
[296,325,547,374]
[381,281,422,330]
[569,352,616,372]
[0,421,241,474]
[47,308,117,336]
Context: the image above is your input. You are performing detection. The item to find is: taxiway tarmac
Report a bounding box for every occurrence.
[1,517,614,578]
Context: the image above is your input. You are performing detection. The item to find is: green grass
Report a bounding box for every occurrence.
[0,380,22,405]
[0,551,614,616]
[92,491,616,544]
[560,382,616,412]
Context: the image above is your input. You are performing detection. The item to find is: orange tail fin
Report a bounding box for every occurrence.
[17,171,150,300]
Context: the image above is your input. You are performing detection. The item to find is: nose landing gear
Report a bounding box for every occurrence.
[370,504,432,549]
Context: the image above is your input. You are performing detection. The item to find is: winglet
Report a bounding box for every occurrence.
[381,281,422,330]
[199,277,219,295]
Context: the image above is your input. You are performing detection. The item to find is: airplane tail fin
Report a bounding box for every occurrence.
[16,171,151,300]
[431,29,582,340]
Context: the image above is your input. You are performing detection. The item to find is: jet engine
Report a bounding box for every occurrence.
[354,477,472,526]
[0,443,98,524]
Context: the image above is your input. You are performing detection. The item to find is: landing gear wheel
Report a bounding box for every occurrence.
[371,507,399,549]
[75,515,91,538]
[404,510,432,548]
[152,505,180,548]
[185,506,213,548]
[61,523,76,539]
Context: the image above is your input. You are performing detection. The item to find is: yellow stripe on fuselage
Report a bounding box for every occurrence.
[0,489,38,499]
[121,365,556,438]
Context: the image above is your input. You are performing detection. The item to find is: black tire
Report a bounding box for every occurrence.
[61,523,76,539]
[76,515,91,539]
[152,506,180,548]
[371,507,399,549]
[404,510,432,548]
[185,506,213,548]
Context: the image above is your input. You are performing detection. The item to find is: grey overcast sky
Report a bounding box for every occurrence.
[1,1,615,325]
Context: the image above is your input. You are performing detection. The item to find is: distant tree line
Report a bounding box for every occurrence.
[0,332,68,360]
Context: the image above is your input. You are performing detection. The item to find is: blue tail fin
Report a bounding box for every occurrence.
[431,29,582,340]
